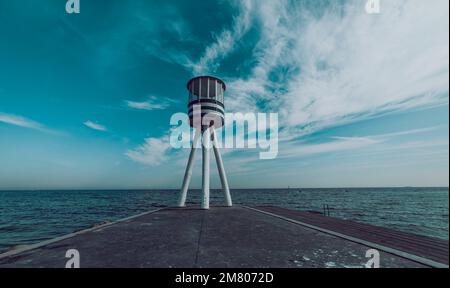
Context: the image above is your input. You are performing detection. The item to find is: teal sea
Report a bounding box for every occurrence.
[0,188,448,251]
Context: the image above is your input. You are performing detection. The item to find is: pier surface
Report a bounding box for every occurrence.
[0,206,448,268]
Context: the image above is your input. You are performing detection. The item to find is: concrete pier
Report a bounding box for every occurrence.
[0,206,447,268]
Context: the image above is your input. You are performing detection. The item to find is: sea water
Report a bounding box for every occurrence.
[0,188,448,251]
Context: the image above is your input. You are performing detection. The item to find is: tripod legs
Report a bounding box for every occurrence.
[178,127,232,209]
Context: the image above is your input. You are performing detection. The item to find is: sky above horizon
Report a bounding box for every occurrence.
[0,0,449,190]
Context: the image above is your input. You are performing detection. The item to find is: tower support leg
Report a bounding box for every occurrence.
[178,128,200,207]
[212,128,232,207]
[201,127,211,209]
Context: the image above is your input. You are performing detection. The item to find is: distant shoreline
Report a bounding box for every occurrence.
[0,187,449,192]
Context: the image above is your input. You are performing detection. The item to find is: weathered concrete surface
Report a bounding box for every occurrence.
[0,206,427,268]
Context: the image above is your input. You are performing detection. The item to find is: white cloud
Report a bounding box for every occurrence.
[191,0,253,75]
[84,121,107,132]
[196,0,449,138]
[0,112,60,134]
[125,96,174,111]
[281,0,449,135]
[281,126,444,159]
[0,113,44,130]
[279,136,381,159]
[370,126,441,139]
[125,136,172,166]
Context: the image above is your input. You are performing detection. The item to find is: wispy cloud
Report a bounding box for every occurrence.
[125,136,172,166]
[125,96,175,111]
[83,121,107,132]
[281,126,444,159]
[0,112,59,134]
[279,0,449,135]
[0,113,44,129]
[190,0,253,75]
[193,0,449,138]
[279,136,381,159]
[370,126,441,139]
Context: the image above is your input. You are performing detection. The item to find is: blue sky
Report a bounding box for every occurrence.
[0,0,448,189]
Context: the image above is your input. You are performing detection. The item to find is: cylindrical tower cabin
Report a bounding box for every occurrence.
[187,76,226,129]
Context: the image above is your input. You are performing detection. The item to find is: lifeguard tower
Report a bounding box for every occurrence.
[178,76,232,210]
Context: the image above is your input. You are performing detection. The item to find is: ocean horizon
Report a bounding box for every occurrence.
[0,187,448,252]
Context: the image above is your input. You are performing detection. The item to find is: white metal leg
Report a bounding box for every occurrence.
[178,128,200,207]
[201,127,211,210]
[212,128,232,207]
